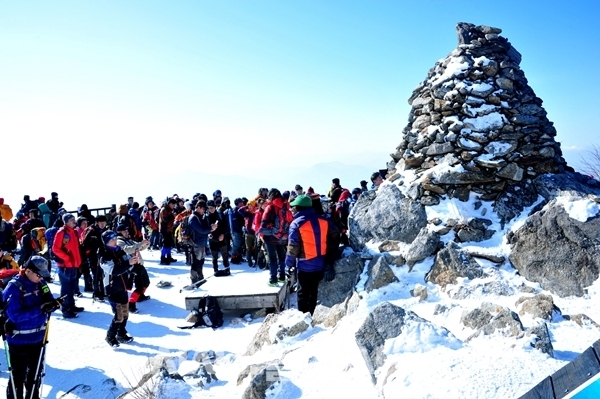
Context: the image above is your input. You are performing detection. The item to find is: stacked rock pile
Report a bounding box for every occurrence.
[390,22,571,203]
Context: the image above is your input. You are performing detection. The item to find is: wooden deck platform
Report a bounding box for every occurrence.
[184,266,290,313]
[519,338,600,399]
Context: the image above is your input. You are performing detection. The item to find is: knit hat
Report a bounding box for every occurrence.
[206,200,216,208]
[294,184,302,191]
[116,223,129,232]
[196,200,207,210]
[96,215,107,223]
[102,230,118,245]
[332,178,340,185]
[290,194,312,208]
[282,191,290,200]
[62,213,75,223]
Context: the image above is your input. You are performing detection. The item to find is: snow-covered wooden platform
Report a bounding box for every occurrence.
[184,264,289,312]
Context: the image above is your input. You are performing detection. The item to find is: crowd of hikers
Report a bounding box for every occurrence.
[0,174,386,399]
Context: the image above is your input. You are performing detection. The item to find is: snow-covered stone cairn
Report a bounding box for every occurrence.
[390,22,569,205]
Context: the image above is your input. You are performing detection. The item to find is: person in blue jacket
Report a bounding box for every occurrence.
[2,256,61,399]
[285,195,339,315]
[188,201,217,284]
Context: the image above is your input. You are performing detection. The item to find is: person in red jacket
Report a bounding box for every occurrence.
[51,213,84,318]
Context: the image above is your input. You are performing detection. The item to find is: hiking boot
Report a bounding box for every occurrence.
[159,256,170,265]
[278,273,286,282]
[94,292,105,302]
[116,334,134,343]
[75,291,83,298]
[128,303,139,313]
[138,294,151,302]
[106,336,120,347]
[268,276,279,287]
[72,306,85,313]
[247,258,253,267]
[62,311,78,319]
[167,256,178,263]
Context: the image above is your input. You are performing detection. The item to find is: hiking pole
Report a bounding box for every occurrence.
[3,332,18,399]
[31,313,51,399]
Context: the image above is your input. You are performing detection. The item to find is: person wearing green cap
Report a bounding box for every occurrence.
[285,194,339,315]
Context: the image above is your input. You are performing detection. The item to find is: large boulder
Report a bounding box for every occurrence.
[508,199,600,297]
[364,254,400,292]
[240,361,282,399]
[245,310,313,356]
[515,294,560,320]
[355,302,460,384]
[317,252,364,307]
[404,227,441,268]
[313,291,361,328]
[348,184,428,251]
[425,241,484,288]
[466,303,524,340]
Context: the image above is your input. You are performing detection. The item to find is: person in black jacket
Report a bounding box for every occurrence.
[82,215,109,301]
[188,201,217,284]
[99,231,138,347]
[206,200,230,275]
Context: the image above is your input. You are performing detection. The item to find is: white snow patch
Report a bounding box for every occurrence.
[555,196,600,222]
[463,112,507,131]
[473,56,491,67]
[430,57,470,86]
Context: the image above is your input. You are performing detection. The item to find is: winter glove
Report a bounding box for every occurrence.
[4,319,16,336]
[41,300,61,314]
[323,264,335,282]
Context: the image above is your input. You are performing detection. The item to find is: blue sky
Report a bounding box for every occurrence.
[1,1,599,208]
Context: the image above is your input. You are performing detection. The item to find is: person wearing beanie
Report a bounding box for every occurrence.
[327,178,343,203]
[158,199,178,265]
[285,195,339,315]
[52,213,84,318]
[99,230,138,347]
[116,223,150,313]
[2,256,61,399]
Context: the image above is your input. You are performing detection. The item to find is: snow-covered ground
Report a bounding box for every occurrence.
[2,189,600,398]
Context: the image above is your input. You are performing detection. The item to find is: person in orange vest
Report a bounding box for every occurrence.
[285,194,339,315]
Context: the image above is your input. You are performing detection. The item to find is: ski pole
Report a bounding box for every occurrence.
[31,313,51,399]
[3,335,18,399]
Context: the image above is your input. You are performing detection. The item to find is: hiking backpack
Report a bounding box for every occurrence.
[195,295,224,329]
[179,214,193,246]
[30,227,47,255]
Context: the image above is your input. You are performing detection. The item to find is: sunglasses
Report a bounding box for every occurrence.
[28,269,43,278]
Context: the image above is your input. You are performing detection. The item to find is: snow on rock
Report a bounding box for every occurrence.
[430,57,470,87]
[463,112,507,132]
[555,196,600,222]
